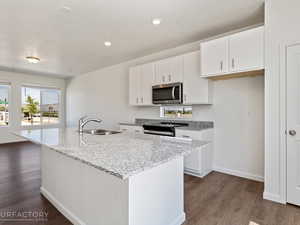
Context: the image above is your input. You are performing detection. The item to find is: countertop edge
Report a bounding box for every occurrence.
[12,131,194,180]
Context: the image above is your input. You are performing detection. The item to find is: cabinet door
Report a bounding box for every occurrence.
[200,37,229,76]
[183,51,212,104]
[169,56,183,83]
[229,26,264,72]
[184,150,202,172]
[140,63,155,105]
[155,59,170,84]
[129,66,141,105]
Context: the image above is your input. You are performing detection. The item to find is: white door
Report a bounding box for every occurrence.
[129,66,141,105]
[200,36,229,76]
[287,44,300,206]
[141,63,155,105]
[229,26,264,72]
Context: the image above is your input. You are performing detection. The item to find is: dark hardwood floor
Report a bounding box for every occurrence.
[0,142,299,225]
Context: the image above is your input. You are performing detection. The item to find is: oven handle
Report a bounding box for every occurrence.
[172,86,176,100]
[144,130,174,136]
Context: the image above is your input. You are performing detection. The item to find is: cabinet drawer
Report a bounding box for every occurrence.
[175,129,213,141]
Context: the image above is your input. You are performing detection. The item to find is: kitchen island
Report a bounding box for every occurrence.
[15,128,209,225]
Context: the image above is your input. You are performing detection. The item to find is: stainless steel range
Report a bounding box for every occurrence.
[143,122,188,137]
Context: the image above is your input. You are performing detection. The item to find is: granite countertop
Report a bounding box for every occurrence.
[120,119,214,131]
[14,128,209,180]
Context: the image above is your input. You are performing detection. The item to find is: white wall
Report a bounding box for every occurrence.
[66,25,264,181]
[264,0,300,203]
[0,71,66,144]
[66,64,137,130]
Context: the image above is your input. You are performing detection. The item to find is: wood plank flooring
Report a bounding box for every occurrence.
[0,142,299,225]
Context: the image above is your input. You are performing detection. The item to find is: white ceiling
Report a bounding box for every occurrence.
[0,0,264,78]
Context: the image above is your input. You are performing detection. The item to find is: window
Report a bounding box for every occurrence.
[22,87,61,126]
[0,84,9,126]
[160,106,192,119]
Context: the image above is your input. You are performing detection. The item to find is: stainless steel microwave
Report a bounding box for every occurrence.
[152,82,183,104]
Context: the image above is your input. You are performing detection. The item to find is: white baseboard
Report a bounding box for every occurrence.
[0,138,27,144]
[40,187,86,225]
[213,166,264,182]
[184,169,212,178]
[263,191,286,204]
[171,213,186,225]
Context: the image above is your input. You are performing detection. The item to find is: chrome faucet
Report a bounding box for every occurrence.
[78,116,102,133]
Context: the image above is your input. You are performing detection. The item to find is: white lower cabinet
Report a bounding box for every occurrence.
[176,129,213,178]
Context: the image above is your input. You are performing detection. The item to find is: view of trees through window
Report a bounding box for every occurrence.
[160,106,192,119]
[22,87,60,126]
[0,84,9,126]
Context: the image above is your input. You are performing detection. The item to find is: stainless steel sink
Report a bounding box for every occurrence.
[80,129,121,135]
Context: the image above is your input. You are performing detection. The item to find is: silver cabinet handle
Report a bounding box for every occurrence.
[232,58,235,69]
[136,97,139,104]
[182,135,190,138]
[141,97,143,103]
[289,130,296,136]
[184,94,187,103]
[162,76,165,82]
[220,61,223,71]
[168,75,171,82]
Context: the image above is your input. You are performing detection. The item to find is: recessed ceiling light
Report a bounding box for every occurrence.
[152,18,161,25]
[25,56,40,64]
[104,41,112,47]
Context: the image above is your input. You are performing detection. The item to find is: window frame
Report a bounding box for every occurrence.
[0,82,11,128]
[21,85,63,128]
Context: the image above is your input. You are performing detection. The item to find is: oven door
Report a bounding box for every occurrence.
[143,125,175,137]
[152,83,182,104]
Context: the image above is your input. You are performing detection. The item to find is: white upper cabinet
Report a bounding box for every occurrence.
[169,56,184,83]
[200,37,229,76]
[129,66,141,105]
[155,56,183,85]
[183,51,212,104]
[129,63,155,106]
[200,26,265,77]
[229,26,264,72]
[140,63,155,105]
[129,52,212,106]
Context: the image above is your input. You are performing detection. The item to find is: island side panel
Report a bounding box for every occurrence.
[41,146,129,225]
[128,157,185,225]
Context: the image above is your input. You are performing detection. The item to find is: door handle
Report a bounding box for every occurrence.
[232,58,235,69]
[220,61,223,71]
[289,130,297,136]
[168,75,171,82]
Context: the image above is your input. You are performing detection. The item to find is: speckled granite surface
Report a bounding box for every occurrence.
[120,118,214,131]
[14,128,209,179]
